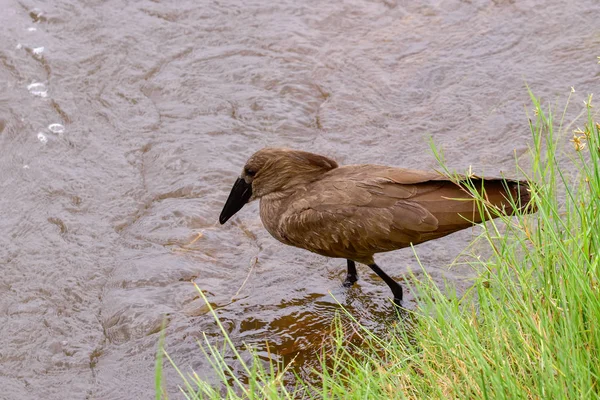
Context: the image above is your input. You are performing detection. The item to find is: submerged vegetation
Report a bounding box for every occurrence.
[156,88,600,399]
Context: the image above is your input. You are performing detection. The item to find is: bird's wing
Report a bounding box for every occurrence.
[278,169,448,260]
[274,165,523,261]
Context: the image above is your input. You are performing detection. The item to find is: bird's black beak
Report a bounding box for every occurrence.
[219,177,253,224]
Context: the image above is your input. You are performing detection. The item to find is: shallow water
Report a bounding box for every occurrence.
[1,0,599,398]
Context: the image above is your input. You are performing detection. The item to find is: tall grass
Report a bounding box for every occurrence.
[156,89,600,399]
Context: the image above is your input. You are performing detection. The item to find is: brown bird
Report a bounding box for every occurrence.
[219,148,534,306]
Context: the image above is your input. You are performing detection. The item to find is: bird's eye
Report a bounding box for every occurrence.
[245,168,256,177]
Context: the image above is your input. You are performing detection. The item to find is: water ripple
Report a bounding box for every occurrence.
[48,123,65,133]
[27,82,48,98]
[37,132,48,144]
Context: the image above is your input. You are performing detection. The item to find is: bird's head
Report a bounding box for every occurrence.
[219,148,338,224]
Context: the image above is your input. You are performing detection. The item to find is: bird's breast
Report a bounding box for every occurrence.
[259,195,290,245]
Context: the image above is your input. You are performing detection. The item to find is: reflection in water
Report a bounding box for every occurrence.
[1,0,599,398]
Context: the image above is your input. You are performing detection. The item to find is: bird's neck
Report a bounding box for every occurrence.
[278,169,329,192]
[258,189,301,244]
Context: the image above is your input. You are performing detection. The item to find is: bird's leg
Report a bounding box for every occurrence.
[343,259,358,287]
[368,263,403,306]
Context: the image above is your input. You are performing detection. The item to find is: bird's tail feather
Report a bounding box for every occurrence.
[463,178,537,217]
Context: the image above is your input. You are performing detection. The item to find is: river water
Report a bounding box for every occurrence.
[1,0,599,398]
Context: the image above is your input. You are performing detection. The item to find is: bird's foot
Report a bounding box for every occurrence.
[343,274,358,287]
[391,300,410,322]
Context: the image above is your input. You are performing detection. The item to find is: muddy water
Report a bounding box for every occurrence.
[1,0,599,398]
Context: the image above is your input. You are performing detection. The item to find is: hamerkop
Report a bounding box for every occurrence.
[219,148,534,306]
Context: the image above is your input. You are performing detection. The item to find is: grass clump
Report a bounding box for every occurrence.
[156,88,600,399]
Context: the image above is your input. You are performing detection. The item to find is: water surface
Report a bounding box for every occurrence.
[1,0,599,398]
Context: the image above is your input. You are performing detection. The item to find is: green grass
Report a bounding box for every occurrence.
[156,88,600,399]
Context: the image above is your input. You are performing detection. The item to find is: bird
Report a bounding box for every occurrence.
[219,148,535,306]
